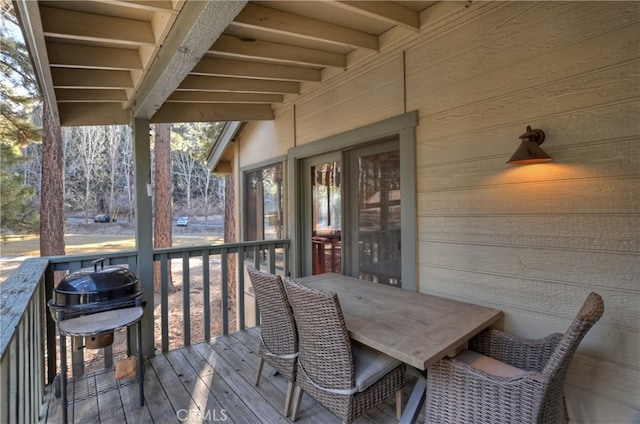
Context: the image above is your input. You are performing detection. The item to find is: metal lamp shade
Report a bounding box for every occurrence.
[507,126,551,164]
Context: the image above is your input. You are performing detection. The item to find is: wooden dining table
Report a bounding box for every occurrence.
[296,273,503,424]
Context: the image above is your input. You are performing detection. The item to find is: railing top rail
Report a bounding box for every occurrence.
[152,239,290,256]
[43,239,290,271]
[46,250,139,265]
[0,258,49,357]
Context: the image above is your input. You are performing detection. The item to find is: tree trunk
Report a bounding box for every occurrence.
[224,174,236,331]
[40,102,65,258]
[153,123,172,293]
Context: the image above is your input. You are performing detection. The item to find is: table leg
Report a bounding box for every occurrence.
[60,333,68,424]
[399,368,427,424]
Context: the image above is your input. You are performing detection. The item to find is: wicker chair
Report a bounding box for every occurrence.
[247,266,299,416]
[285,278,405,424]
[425,292,604,424]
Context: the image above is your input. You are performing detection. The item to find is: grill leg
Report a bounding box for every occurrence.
[60,333,68,424]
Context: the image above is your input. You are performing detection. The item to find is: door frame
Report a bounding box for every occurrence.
[287,111,418,291]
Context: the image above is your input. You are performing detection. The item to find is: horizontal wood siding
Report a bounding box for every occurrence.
[294,53,405,145]
[407,2,640,421]
[236,1,639,421]
[239,105,295,169]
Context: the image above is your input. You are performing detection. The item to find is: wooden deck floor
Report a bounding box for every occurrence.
[42,327,422,424]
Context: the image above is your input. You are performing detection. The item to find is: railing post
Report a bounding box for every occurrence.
[203,250,211,341]
[182,251,191,346]
[44,262,57,384]
[133,118,155,358]
[221,248,229,335]
[238,247,246,330]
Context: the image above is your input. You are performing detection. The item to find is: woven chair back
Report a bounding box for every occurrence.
[285,278,355,392]
[247,266,297,357]
[542,292,604,378]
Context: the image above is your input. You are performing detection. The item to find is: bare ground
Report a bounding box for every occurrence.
[2,221,231,374]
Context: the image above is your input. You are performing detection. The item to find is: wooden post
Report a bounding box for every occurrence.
[133,118,155,357]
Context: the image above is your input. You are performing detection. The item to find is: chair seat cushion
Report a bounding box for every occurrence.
[352,341,402,392]
[455,349,527,378]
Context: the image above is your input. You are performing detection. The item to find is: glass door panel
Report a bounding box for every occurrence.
[353,144,401,285]
[311,161,341,274]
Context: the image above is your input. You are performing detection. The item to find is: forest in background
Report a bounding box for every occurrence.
[2,3,226,237]
[6,122,226,232]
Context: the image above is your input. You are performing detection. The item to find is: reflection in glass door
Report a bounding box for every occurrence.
[311,161,341,274]
[353,144,401,285]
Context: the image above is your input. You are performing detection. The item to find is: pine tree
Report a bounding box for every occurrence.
[0,4,41,233]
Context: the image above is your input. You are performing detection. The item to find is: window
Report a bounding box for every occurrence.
[244,162,284,241]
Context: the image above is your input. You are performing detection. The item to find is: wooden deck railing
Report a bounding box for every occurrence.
[0,239,290,423]
[0,258,50,424]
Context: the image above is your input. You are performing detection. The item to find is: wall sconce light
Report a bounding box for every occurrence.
[506,126,552,165]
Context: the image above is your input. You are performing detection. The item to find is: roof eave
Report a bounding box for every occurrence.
[13,0,60,125]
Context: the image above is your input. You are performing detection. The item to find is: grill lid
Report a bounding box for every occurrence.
[50,263,143,320]
[55,265,138,295]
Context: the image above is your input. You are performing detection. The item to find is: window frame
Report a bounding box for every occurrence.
[241,156,287,243]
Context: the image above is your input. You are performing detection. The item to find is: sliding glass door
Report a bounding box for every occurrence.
[301,139,401,285]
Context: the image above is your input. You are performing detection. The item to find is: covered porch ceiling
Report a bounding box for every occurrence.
[15,0,444,127]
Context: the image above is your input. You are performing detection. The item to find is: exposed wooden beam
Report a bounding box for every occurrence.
[109,0,180,14]
[55,89,128,102]
[179,75,299,94]
[167,91,283,103]
[39,6,155,45]
[333,1,420,31]
[192,57,321,82]
[151,103,274,123]
[133,1,247,120]
[232,3,379,50]
[58,103,129,126]
[51,68,133,88]
[211,34,347,68]
[47,42,142,70]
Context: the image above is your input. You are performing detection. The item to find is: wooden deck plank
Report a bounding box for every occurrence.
[96,387,125,424]
[194,341,290,424]
[180,344,262,424]
[165,349,227,423]
[232,328,394,424]
[70,374,100,424]
[44,329,409,424]
[117,375,154,423]
[147,354,197,421]
[225,329,347,424]
[142,356,183,423]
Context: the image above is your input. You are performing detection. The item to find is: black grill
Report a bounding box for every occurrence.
[48,259,143,322]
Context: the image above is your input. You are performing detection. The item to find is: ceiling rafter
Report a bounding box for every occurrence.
[18,1,441,126]
[178,75,300,94]
[167,91,283,104]
[107,0,180,14]
[51,68,133,89]
[58,103,130,126]
[47,42,142,70]
[231,2,379,50]
[55,89,128,102]
[333,1,420,31]
[192,57,321,82]
[151,103,274,123]
[40,6,156,45]
[210,34,347,68]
